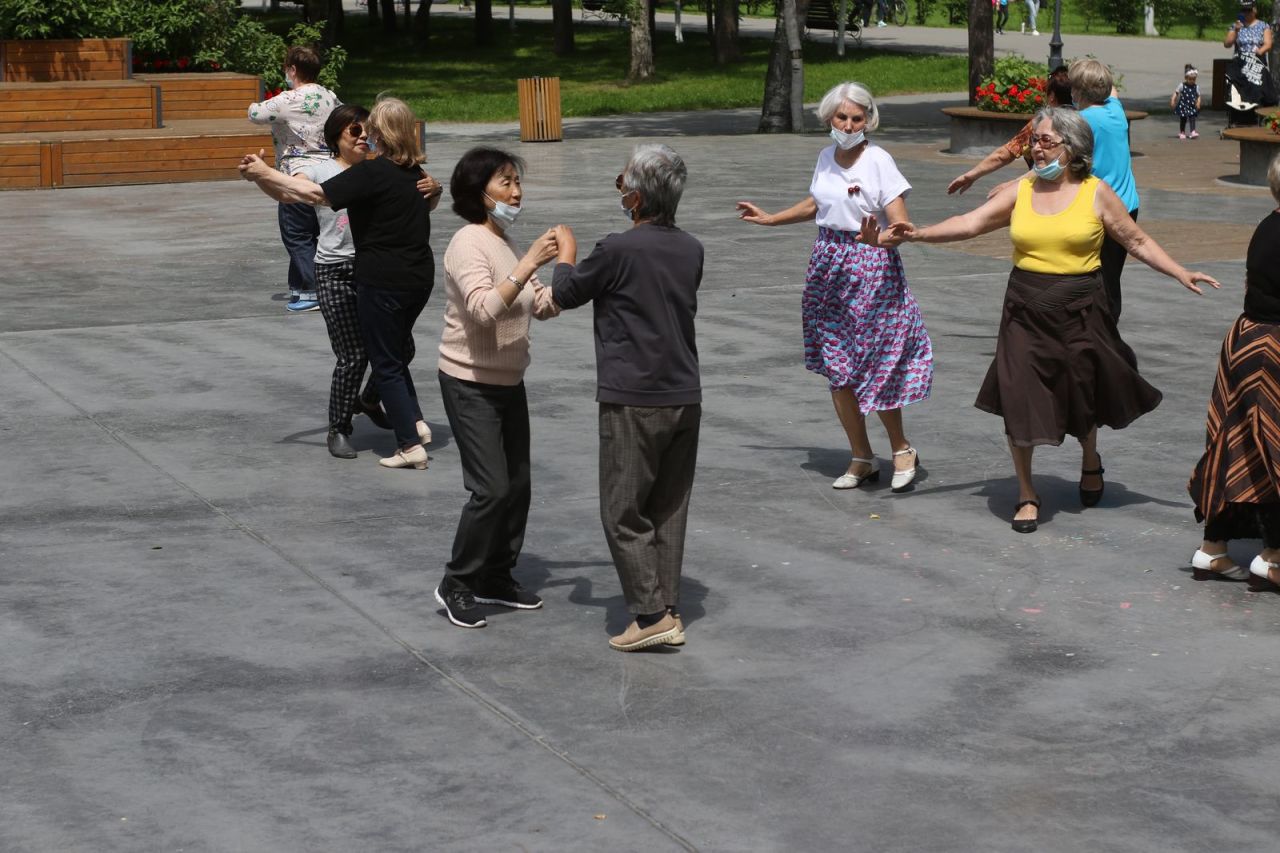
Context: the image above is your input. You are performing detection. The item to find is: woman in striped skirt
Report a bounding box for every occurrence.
[1188,157,1280,589]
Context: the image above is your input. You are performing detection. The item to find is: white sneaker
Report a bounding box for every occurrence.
[1031,29,1039,34]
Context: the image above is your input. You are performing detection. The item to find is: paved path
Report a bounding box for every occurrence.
[4,113,1279,850]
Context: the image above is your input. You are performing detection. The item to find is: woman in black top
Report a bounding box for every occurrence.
[240,96,444,469]
[1188,156,1280,589]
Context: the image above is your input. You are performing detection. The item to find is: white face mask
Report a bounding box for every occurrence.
[829,127,866,150]
[284,71,296,90]
[484,193,522,230]
[620,192,635,221]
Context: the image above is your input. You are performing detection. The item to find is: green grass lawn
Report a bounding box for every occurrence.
[333,17,966,122]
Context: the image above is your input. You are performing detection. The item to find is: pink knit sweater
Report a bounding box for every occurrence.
[437,224,561,386]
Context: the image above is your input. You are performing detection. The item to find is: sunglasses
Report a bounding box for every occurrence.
[346,123,365,138]
[615,173,626,192]
[1030,135,1064,149]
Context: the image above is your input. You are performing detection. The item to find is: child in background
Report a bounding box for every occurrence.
[1171,65,1202,139]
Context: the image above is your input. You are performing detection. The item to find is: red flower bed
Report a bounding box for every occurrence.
[131,55,222,74]
[974,77,1047,114]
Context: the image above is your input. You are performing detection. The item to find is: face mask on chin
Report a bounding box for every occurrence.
[829,127,866,150]
[620,191,637,222]
[1032,158,1065,181]
[484,192,522,230]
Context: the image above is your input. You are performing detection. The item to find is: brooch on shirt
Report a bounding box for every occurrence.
[847,184,861,196]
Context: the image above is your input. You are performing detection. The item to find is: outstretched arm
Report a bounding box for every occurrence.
[736,196,818,226]
[239,151,327,206]
[888,181,1018,244]
[1095,182,1219,295]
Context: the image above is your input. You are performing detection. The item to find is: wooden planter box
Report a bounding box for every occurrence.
[135,72,263,120]
[0,38,132,82]
[941,105,1149,157]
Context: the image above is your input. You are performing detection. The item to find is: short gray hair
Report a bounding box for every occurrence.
[815,82,880,131]
[621,143,687,227]
[1068,58,1113,107]
[1034,106,1093,179]
[1269,153,1280,205]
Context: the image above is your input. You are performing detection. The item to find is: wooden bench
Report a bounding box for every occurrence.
[0,38,131,82]
[1222,125,1280,186]
[135,72,262,120]
[941,105,1148,156]
[0,80,161,133]
[0,140,45,189]
[806,0,862,43]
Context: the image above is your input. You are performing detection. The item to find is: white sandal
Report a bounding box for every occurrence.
[890,447,919,493]
[1248,555,1280,592]
[833,457,879,490]
[1190,549,1248,581]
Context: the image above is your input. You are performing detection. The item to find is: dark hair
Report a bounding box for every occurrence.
[323,104,370,155]
[285,45,322,82]
[450,147,526,224]
[1047,76,1073,106]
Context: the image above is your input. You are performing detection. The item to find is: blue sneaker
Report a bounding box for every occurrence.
[286,292,320,313]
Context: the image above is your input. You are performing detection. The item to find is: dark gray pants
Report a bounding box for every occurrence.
[599,403,701,615]
[1100,207,1138,321]
[439,372,532,594]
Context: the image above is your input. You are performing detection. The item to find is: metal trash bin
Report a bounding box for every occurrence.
[517,76,562,143]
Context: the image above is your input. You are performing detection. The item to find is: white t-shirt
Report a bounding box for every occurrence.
[809,142,911,232]
[294,158,355,265]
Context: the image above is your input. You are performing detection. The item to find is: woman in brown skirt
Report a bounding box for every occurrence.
[881,107,1219,532]
[1188,156,1280,588]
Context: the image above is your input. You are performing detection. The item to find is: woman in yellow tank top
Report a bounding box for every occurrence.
[875,107,1220,534]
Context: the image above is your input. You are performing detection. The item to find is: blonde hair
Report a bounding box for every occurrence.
[1068,59,1113,107]
[815,82,880,131]
[368,96,424,168]
[1268,152,1280,205]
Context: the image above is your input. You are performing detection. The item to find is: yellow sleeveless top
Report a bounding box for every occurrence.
[1010,175,1104,274]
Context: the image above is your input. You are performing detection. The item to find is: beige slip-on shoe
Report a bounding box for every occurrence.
[609,614,679,652]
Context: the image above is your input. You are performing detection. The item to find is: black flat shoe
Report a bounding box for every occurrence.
[357,395,391,430]
[1012,499,1040,534]
[327,429,357,459]
[1079,454,1105,508]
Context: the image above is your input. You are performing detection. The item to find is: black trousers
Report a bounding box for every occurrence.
[358,285,427,448]
[1205,503,1280,548]
[438,372,532,594]
[1099,207,1138,322]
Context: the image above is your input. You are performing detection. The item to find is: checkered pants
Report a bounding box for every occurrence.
[316,261,415,433]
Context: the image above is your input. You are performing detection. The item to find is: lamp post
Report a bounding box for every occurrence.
[1048,0,1064,71]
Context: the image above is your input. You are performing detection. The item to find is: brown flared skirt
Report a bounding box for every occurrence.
[1188,314,1280,535]
[975,268,1162,447]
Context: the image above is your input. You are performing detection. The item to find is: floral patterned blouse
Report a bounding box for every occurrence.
[247,83,340,175]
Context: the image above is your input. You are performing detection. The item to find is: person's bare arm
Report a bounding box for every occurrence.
[239,151,327,205]
[1226,20,1241,48]
[1095,182,1220,294]
[949,143,1021,195]
[888,182,1018,244]
[736,196,818,226]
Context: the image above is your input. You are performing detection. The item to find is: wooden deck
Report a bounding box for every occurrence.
[0,80,162,133]
[136,72,262,120]
[0,119,275,189]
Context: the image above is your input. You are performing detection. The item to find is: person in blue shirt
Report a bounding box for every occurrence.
[1070,58,1139,321]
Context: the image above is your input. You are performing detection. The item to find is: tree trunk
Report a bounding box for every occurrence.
[304,0,326,23]
[325,0,344,43]
[414,0,432,44]
[476,0,494,45]
[759,0,810,132]
[380,0,398,32]
[404,0,412,28]
[552,0,575,54]
[967,0,993,105]
[369,0,380,27]
[713,0,741,63]
[628,0,655,81]
[648,0,657,55]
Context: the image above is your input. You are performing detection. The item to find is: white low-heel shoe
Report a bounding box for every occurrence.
[416,420,432,445]
[890,447,919,493]
[833,457,879,490]
[379,445,429,470]
[1248,555,1280,592]
[1190,549,1248,581]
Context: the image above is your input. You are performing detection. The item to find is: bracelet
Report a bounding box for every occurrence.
[505,274,526,289]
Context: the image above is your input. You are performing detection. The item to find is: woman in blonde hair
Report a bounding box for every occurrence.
[241,96,446,469]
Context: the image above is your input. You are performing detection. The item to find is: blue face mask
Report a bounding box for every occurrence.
[620,192,636,221]
[484,193,522,230]
[1033,159,1064,181]
[829,127,866,150]
[284,72,295,90]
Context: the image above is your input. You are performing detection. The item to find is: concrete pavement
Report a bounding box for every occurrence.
[4,109,1280,851]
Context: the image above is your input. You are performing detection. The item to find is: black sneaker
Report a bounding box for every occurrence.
[435,584,487,628]
[473,582,543,610]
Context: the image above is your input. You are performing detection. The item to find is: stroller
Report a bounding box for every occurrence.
[1223,53,1278,129]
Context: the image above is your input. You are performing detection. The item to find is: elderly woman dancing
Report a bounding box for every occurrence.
[1188,156,1280,589]
[886,107,1218,532]
[737,82,932,494]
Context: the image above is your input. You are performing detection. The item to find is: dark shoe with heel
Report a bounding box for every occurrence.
[1079,455,1105,507]
[1012,499,1040,534]
[357,395,391,430]
[326,429,357,459]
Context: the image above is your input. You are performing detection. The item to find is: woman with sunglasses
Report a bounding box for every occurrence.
[737,82,932,495]
[885,107,1219,533]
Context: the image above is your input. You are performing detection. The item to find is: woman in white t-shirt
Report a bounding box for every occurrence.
[737,82,933,493]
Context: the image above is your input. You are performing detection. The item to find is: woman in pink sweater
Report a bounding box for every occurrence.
[433,148,562,629]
